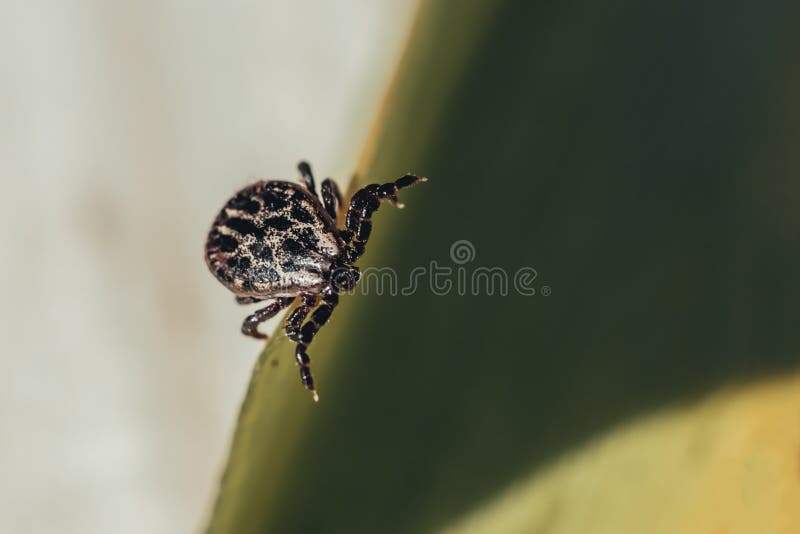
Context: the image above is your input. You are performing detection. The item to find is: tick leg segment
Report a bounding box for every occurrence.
[284,293,317,342]
[293,288,340,401]
[241,297,294,339]
[298,161,317,197]
[343,174,427,263]
[321,178,342,222]
[236,295,264,304]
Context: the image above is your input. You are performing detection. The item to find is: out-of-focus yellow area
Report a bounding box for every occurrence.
[446,373,800,534]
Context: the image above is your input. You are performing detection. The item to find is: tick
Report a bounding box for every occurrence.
[205,161,427,401]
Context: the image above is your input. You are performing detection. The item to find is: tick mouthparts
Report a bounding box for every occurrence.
[312,390,320,402]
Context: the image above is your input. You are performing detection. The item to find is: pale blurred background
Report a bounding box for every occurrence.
[0,2,417,532]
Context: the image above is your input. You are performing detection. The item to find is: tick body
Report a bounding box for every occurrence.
[205,162,427,400]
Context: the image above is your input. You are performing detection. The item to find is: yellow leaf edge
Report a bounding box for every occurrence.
[442,371,800,534]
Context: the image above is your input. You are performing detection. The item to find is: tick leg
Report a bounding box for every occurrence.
[241,297,294,339]
[236,296,263,304]
[343,173,427,263]
[321,178,342,222]
[284,293,317,341]
[293,288,340,401]
[298,161,318,198]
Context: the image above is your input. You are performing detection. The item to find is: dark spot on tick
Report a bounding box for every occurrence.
[264,216,293,232]
[227,256,251,269]
[282,238,303,255]
[215,267,233,283]
[225,217,263,238]
[261,189,290,211]
[291,203,313,223]
[243,199,261,214]
[248,242,274,261]
[218,234,239,253]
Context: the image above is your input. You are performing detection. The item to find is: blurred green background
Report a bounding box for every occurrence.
[208,0,800,532]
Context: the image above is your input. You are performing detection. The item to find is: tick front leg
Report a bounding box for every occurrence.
[321,178,342,222]
[297,161,318,198]
[293,288,340,401]
[241,297,294,339]
[343,173,427,262]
